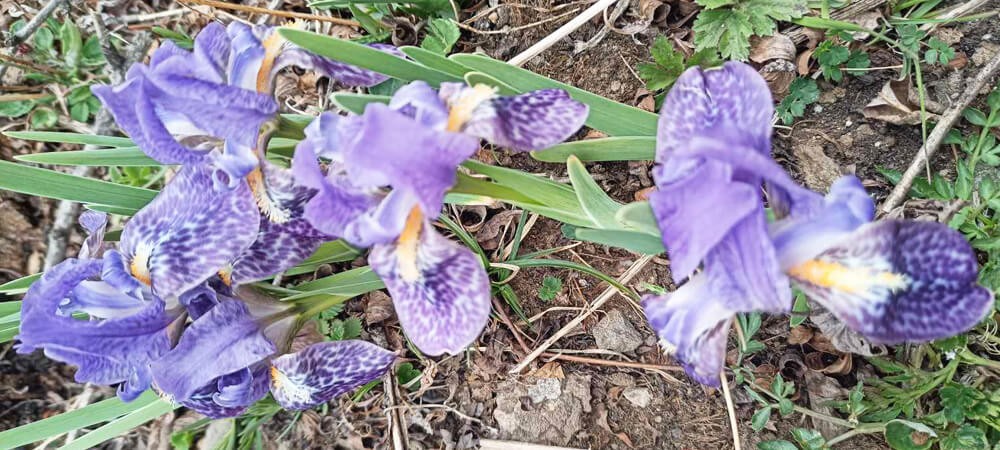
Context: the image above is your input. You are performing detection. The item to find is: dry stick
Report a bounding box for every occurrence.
[880,54,1000,215]
[720,373,743,450]
[785,0,885,45]
[507,0,618,67]
[540,352,683,372]
[480,440,586,450]
[509,254,654,373]
[177,0,360,27]
[920,0,995,32]
[4,0,69,48]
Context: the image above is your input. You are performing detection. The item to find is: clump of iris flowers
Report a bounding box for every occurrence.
[642,61,994,386]
[15,22,589,419]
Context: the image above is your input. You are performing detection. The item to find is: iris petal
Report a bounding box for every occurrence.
[270,340,395,410]
[16,258,176,399]
[151,299,276,402]
[788,220,993,344]
[462,88,588,152]
[181,366,270,419]
[368,220,491,355]
[642,275,732,387]
[119,164,260,298]
[79,210,108,259]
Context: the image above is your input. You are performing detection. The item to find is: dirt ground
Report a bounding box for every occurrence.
[2,0,999,448]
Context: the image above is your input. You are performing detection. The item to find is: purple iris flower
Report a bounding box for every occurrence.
[150,286,394,418]
[292,81,588,355]
[643,62,993,386]
[92,21,399,188]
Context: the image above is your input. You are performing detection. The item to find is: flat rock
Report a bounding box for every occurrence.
[527,378,562,403]
[494,374,592,445]
[790,140,841,191]
[592,310,643,353]
[623,387,652,408]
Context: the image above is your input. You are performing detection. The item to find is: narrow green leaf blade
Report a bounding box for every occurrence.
[15,147,161,166]
[566,156,622,229]
[278,29,461,86]
[448,53,658,136]
[533,137,656,162]
[0,161,156,210]
[463,72,518,96]
[0,300,21,316]
[0,391,162,450]
[573,228,665,255]
[286,266,385,300]
[58,398,176,450]
[3,131,134,147]
[400,46,472,78]
[329,93,390,115]
[284,240,361,276]
[615,201,661,236]
[0,273,41,295]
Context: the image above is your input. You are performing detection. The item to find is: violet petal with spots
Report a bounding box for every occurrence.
[270,340,395,410]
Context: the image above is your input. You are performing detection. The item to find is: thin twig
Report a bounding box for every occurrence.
[177,0,361,27]
[480,439,585,450]
[509,255,654,373]
[507,0,618,66]
[540,351,683,372]
[4,0,69,48]
[919,0,992,32]
[0,53,60,76]
[880,55,1000,214]
[720,373,743,450]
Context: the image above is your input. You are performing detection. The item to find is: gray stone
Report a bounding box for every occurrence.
[592,310,643,353]
[623,387,652,408]
[494,374,592,445]
[527,378,562,403]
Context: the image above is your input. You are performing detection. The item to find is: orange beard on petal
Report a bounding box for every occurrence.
[396,207,424,282]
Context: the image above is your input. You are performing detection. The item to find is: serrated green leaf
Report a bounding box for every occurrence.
[279,28,460,86]
[420,18,460,55]
[34,26,54,52]
[566,156,621,228]
[30,107,58,130]
[757,441,798,450]
[15,147,160,166]
[885,419,936,450]
[0,160,156,210]
[449,53,658,136]
[532,136,655,162]
[0,100,35,118]
[60,19,83,70]
[939,424,988,450]
[790,428,826,449]
[963,108,989,126]
[751,406,772,431]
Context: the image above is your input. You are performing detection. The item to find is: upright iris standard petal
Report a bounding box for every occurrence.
[270,340,395,410]
[151,299,276,402]
[342,104,480,221]
[652,63,775,280]
[119,164,259,298]
[368,217,492,356]
[458,88,589,151]
[230,163,333,284]
[787,220,994,344]
[16,258,177,400]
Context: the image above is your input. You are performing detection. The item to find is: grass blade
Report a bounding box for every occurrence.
[284,240,361,276]
[449,53,658,136]
[58,398,176,450]
[3,131,134,147]
[532,136,656,162]
[16,147,161,166]
[285,266,385,300]
[329,93,390,114]
[0,273,41,295]
[278,29,460,86]
[399,46,471,78]
[573,228,664,255]
[0,391,162,450]
[463,72,518,96]
[0,161,156,211]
